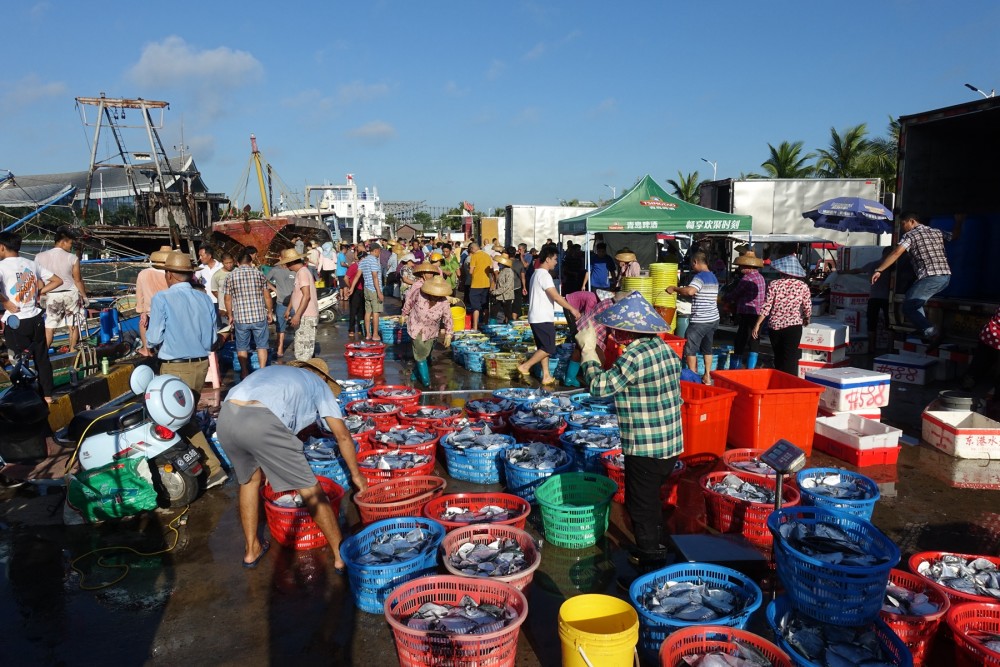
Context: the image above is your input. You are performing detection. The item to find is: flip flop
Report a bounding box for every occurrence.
[333,564,347,576]
[541,377,557,386]
[242,541,271,569]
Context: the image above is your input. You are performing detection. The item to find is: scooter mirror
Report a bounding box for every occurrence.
[144,374,195,430]
[129,364,156,396]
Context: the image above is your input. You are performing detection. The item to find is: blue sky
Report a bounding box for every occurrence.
[2,1,998,213]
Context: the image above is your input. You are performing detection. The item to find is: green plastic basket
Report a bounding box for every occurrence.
[535,472,618,549]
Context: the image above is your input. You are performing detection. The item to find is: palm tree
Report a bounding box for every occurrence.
[865,116,900,192]
[760,141,815,178]
[815,124,871,178]
[666,170,701,203]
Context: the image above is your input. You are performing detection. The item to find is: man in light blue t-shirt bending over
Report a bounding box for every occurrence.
[666,251,719,384]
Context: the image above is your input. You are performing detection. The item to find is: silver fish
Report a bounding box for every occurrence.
[799,473,874,500]
[359,451,431,470]
[355,527,435,565]
[778,520,889,567]
[466,399,517,414]
[916,554,1000,600]
[706,474,775,504]
[505,443,567,470]
[881,582,940,616]
[639,580,750,624]
[372,426,435,447]
[567,413,619,430]
[776,608,895,665]
[405,596,518,634]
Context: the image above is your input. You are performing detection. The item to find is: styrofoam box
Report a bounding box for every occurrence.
[919,446,1000,489]
[805,367,891,412]
[922,409,1000,459]
[835,308,868,335]
[873,354,937,386]
[800,318,850,349]
[815,413,902,451]
[797,358,849,379]
[818,405,882,420]
[800,345,847,364]
[830,292,870,309]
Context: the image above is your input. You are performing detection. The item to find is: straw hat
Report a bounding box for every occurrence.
[615,251,637,263]
[150,245,173,268]
[733,251,764,268]
[288,357,341,396]
[162,251,196,273]
[420,275,453,298]
[496,254,513,268]
[430,252,444,262]
[413,262,438,276]
[597,291,669,334]
[276,247,307,265]
[771,255,807,278]
[491,242,504,252]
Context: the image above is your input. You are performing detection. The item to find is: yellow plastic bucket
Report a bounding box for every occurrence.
[451,305,467,332]
[558,594,638,667]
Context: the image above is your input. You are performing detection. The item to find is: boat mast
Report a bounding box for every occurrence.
[251,134,271,218]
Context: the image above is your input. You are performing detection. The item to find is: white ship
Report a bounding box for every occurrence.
[277,174,386,242]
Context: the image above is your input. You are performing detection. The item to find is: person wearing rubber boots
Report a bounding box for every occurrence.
[401,275,453,387]
[575,291,683,576]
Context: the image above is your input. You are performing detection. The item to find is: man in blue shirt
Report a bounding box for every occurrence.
[587,241,616,296]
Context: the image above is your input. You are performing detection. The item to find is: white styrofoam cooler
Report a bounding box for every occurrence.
[800,346,847,364]
[797,358,849,379]
[818,405,882,420]
[922,409,1000,459]
[800,319,850,349]
[804,366,892,412]
[815,413,902,451]
[873,354,937,386]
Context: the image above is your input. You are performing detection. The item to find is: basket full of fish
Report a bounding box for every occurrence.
[509,411,567,447]
[440,429,517,485]
[767,594,913,667]
[344,414,377,440]
[336,378,375,408]
[344,344,386,378]
[398,405,465,429]
[723,448,791,479]
[370,425,440,460]
[880,568,951,665]
[383,575,528,667]
[701,471,801,548]
[945,601,1000,666]
[346,398,402,431]
[303,436,353,491]
[369,385,423,411]
[441,524,541,592]
[534,472,618,550]
[767,506,901,626]
[795,467,880,520]
[628,562,764,661]
[423,492,531,532]
[357,449,436,485]
[564,410,619,432]
[908,551,1000,605]
[435,417,508,438]
[492,387,550,410]
[657,624,794,667]
[354,476,448,526]
[261,476,345,550]
[340,518,445,614]
[502,443,571,503]
[559,429,621,474]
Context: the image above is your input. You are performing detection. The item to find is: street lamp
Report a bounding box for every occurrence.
[964,83,995,98]
[701,157,718,181]
[603,184,616,199]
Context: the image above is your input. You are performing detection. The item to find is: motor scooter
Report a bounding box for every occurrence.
[0,354,51,465]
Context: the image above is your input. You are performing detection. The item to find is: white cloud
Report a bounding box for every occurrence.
[337,81,390,105]
[0,74,67,112]
[127,36,263,88]
[348,121,396,144]
[522,42,546,61]
[30,2,49,20]
[486,59,506,81]
[588,98,617,117]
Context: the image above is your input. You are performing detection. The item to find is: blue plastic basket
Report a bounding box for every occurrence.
[766,595,913,667]
[339,517,444,614]
[502,445,571,503]
[569,392,616,413]
[767,506,900,626]
[565,410,619,432]
[795,467,881,520]
[336,379,375,409]
[629,562,763,661]
[559,429,621,473]
[439,433,517,484]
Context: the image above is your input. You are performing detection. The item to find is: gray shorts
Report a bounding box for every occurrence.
[364,288,383,314]
[216,402,316,492]
[684,320,719,357]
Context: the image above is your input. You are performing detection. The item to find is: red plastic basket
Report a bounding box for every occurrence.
[603,331,687,368]
[463,398,516,432]
[680,381,738,457]
[346,341,386,355]
[813,433,902,466]
[369,385,422,410]
[511,420,567,446]
[260,476,344,550]
[441,524,540,592]
[659,625,793,667]
[710,369,825,454]
[357,448,436,486]
[701,470,800,548]
[423,492,531,531]
[345,398,401,431]
[947,602,1000,666]
[909,552,1000,604]
[383,575,528,667]
[880,568,951,666]
[722,448,794,479]
[354,475,447,525]
[398,404,464,429]
[435,417,509,438]
[368,426,440,461]
[345,351,385,379]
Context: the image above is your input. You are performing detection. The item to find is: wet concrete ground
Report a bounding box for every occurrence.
[2,298,999,666]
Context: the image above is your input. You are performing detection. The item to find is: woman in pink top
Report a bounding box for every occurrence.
[401,276,454,387]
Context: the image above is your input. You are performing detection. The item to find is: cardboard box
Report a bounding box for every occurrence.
[873,354,937,386]
[918,446,1000,489]
[800,345,848,364]
[800,319,850,349]
[797,358,850,379]
[818,405,882,420]
[805,367,892,412]
[922,409,1000,459]
[815,413,902,450]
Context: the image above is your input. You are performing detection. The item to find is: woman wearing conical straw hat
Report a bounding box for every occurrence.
[401,275,454,387]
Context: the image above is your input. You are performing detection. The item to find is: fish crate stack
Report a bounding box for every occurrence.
[893,338,974,381]
[797,318,851,379]
[345,341,387,379]
[261,476,345,550]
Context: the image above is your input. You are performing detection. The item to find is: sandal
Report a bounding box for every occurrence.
[242,541,271,569]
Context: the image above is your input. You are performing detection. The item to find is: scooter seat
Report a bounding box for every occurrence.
[66,402,145,444]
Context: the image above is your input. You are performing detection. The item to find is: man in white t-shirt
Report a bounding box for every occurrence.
[516,247,580,385]
[195,245,223,304]
[0,231,64,402]
[35,226,89,349]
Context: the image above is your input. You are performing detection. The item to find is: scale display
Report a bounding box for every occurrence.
[759,439,807,475]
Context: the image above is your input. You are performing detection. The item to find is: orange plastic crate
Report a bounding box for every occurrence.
[680,381,737,457]
[710,369,824,454]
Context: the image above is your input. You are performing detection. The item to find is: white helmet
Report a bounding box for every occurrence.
[144,374,195,430]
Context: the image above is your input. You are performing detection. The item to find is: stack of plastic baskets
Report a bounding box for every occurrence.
[354,476,447,526]
[440,432,516,484]
[534,472,617,549]
[340,517,444,614]
[880,568,951,665]
[503,444,571,503]
[629,562,763,661]
[441,524,541,592]
[559,429,621,474]
[261,476,345,550]
[796,467,880,520]
[659,626,792,667]
[378,317,399,345]
[345,341,387,378]
[422,492,531,531]
[701,470,800,548]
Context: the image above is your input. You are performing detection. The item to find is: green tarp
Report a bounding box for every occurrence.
[558,174,751,235]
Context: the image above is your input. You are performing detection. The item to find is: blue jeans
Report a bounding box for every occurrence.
[903,275,950,333]
[234,320,269,352]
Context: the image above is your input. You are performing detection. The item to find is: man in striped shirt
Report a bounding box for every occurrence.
[358,246,384,341]
[667,251,719,384]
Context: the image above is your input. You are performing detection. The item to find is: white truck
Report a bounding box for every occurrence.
[504,204,597,249]
[698,178,888,246]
